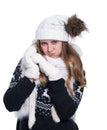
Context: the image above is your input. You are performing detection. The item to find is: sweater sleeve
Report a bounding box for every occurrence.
[48,78,84,121]
[3,59,35,112]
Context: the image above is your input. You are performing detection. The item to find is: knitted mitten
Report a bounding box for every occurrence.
[22,44,40,80]
[31,53,62,81]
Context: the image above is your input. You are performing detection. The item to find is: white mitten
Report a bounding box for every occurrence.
[22,44,40,80]
[31,53,62,81]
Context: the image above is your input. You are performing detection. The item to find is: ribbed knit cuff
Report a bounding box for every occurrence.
[48,78,67,95]
[18,77,35,97]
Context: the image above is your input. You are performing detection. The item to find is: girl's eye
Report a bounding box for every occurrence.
[51,40,58,44]
[40,42,47,46]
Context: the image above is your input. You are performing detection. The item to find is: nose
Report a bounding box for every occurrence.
[47,44,53,52]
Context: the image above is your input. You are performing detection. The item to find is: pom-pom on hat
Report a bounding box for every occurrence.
[35,14,87,42]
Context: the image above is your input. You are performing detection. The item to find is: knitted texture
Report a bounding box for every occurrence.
[35,15,69,41]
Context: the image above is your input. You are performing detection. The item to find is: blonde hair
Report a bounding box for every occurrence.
[35,41,86,95]
[61,42,86,95]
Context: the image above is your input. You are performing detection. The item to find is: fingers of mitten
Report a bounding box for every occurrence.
[24,67,40,80]
[39,64,62,80]
[38,61,57,76]
[23,45,37,68]
[22,56,35,69]
[24,45,37,57]
[48,69,63,81]
[31,53,46,64]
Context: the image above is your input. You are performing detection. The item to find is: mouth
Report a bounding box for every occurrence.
[48,53,56,58]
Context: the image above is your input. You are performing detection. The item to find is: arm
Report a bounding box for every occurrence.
[48,78,84,121]
[3,60,35,112]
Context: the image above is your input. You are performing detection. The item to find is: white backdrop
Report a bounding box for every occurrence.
[0,0,107,130]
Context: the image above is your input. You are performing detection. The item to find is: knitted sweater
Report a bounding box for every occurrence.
[3,59,84,130]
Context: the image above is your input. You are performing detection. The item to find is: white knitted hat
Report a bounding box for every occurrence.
[35,15,69,41]
[35,14,87,42]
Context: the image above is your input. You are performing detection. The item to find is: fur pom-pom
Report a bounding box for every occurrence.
[65,14,88,37]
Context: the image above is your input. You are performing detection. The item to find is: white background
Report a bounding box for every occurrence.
[0,0,107,130]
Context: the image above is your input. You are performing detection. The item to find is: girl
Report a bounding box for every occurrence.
[3,14,88,130]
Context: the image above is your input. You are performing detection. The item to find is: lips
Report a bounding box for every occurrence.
[48,53,56,58]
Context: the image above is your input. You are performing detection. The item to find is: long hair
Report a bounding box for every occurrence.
[35,40,86,95]
[61,42,86,95]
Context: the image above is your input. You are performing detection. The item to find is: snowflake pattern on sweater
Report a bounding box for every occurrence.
[36,85,52,117]
[8,59,84,115]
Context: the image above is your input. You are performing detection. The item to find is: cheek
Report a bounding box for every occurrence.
[58,48,62,55]
[55,47,62,56]
[58,45,62,53]
[41,47,47,54]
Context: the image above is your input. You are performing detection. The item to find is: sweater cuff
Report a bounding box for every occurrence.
[18,77,35,96]
[48,78,67,95]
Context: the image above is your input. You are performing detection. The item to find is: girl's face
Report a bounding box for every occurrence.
[39,40,63,58]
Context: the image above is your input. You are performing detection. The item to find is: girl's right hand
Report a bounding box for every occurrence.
[22,44,40,80]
